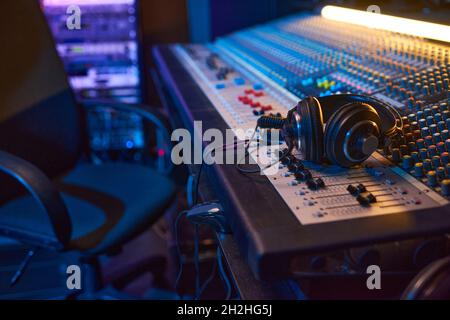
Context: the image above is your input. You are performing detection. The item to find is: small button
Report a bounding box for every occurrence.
[385,179,396,185]
[234,78,245,85]
[373,170,384,177]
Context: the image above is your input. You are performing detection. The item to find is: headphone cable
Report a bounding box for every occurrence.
[198,258,217,299]
[217,245,232,300]
[174,210,188,299]
[194,224,201,300]
[194,139,249,205]
[235,125,293,174]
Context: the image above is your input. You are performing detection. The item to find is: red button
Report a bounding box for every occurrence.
[245,89,254,95]
[254,91,264,97]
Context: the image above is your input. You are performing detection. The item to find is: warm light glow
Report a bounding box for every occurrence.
[321,5,450,43]
[42,0,134,6]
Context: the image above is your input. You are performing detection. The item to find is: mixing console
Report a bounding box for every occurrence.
[174,45,296,136]
[173,11,450,226]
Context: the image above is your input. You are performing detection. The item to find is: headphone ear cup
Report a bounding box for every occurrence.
[298,97,324,163]
[402,256,450,300]
[324,103,382,167]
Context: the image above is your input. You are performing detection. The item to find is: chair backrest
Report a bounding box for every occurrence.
[0,1,84,179]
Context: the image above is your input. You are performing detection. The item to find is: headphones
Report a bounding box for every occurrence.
[266,94,403,167]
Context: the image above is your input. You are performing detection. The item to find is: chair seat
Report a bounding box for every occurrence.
[0,163,176,255]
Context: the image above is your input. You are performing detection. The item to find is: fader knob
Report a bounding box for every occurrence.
[442,130,449,141]
[432,156,442,168]
[437,167,446,179]
[442,152,450,165]
[440,179,450,196]
[403,155,414,170]
[411,151,420,163]
[427,171,438,187]
[437,142,446,154]
[415,163,424,177]
[424,159,433,171]
[446,139,450,151]
[419,148,429,160]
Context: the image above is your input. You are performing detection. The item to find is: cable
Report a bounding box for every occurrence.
[190,126,290,181]
[193,139,248,205]
[188,126,289,299]
[10,248,39,287]
[174,210,188,299]
[198,259,217,299]
[186,174,195,207]
[194,224,201,300]
[236,147,292,174]
[235,131,293,174]
[217,246,232,300]
[235,126,266,174]
[194,162,204,205]
[235,124,294,174]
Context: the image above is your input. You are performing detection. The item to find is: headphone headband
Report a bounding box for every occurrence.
[316,94,403,138]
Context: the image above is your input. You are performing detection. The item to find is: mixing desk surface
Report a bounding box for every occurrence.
[155,10,450,279]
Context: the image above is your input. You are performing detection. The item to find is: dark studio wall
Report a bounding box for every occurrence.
[140,0,189,105]
[140,0,189,43]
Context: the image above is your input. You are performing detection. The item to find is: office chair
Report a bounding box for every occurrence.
[0,1,176,298]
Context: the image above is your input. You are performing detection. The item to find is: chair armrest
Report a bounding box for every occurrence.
[0,151,72,250]
[81,102,173,174]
